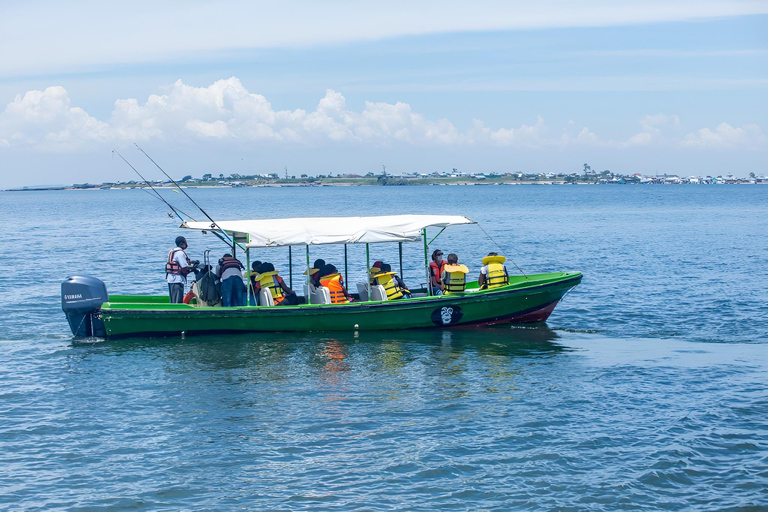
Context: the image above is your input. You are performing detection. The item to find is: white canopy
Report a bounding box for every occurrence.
[181,214,475,248]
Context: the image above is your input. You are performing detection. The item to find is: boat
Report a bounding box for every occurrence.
[61,214,582,339]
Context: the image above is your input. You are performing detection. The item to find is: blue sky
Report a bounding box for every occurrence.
[0,1,766,187]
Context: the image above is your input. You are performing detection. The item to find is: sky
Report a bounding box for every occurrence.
[0,0,766,188]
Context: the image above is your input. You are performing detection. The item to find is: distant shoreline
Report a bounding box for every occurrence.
[5,176,766,192]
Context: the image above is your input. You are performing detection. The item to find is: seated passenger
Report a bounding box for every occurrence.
[372,263,411,300]
[428,249,446,295]
[368,260,383,286]
[254,262,299,306]
[246,260,262,306]
[304,258,326,288]
[479,252,509,289]
[318,264,353,304]
[217,253,246,307]
[441,253,469,294]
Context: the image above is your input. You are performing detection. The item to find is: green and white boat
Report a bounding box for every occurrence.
[61,215,582,339]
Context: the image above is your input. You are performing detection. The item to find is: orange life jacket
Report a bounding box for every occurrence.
[320,273,349,304]
[165,248,191,277]
[429,261,446,284]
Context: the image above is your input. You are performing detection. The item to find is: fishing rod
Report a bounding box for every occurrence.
[113,149,187,222]
[133,143,243,251]
[136,187,198,222]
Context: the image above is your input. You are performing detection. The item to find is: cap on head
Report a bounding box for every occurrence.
[432,249,443,260]
[175,236,187,247]
[372,261,383,268]
[313,259,326,269]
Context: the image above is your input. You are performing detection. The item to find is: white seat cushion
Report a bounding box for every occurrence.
[370,285,388,302]
[259,288,274,307]
[356,282,369,301]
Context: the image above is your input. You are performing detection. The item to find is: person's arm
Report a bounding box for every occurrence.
[478,267,487,288]
[279,277,295,295]
[396,275,409,291]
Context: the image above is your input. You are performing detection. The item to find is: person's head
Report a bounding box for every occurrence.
[447,253,458,264]
[222,253,232,259]
[258,262,275,273]
[432,249,443,262]
[175,236,187,249]
[251,260,262,271]
[372,261,383,270]
[380,263,392,273]
[313,259,325,269]
[320,263,337,277]
[487,252,498,257]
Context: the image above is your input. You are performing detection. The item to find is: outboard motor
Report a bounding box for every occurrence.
[61,276,108,337]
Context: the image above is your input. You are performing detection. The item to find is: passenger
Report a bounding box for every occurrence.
[217,253,246,307]
[246,260,262,306]
[165,236,198,303]
[442,253,469,294]
[428,249,446,295]
[373,263,412,300]
[368,260,383,286]
[304,258,326,288]
[254,262,299,306]
[478,252,509,289]
[318,264,354,304]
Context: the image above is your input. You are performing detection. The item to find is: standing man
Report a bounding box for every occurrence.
[217,253,246,307]
[166,236,197,303]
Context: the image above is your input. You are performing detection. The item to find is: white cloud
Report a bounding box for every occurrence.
[681,123,767,149]
[0,86,109,151]
[0,79,764,153]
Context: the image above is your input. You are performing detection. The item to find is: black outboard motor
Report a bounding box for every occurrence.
[61,276,108,337]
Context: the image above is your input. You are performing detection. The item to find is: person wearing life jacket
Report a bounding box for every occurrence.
[303,258,326,289]
[368,260,384,286]
[478,252,509,290]
[217,253,246,307]
[318,264,354,304]
[372,263,411,300]
[245,260,262,306]
[428,249,447,295]
[254,262,299,306]
[441,253,469,294]
[166,236,198,303]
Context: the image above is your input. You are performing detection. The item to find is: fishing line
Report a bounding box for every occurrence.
[476,223,529,280]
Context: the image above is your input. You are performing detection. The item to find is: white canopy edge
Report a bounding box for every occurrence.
[181,214,476,248]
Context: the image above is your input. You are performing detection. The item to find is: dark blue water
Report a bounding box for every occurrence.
[1,186,766,509]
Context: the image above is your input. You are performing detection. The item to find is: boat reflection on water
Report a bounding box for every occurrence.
[73,324,568,376]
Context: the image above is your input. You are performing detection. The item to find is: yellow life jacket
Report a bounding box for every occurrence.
[481,256,508,289]
[368,267,382,286]
[319,273,349,304]
[257,271,285,304]
[373,271,406,300]
[443,264,468,293]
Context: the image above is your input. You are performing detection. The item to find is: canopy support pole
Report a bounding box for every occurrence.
[289,246,293,288]
[344,244,348,286]
[398,242,403,277]
[428,227,446,245]
[306,245,311,305]
[365,243,370,271]
[423,228,430,296]
[246,243,253,306]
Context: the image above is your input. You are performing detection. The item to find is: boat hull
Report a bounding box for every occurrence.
[97,272,581,339]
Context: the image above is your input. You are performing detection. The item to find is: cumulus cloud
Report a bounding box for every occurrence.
[680,122,766,149]
[0,79,764,153]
